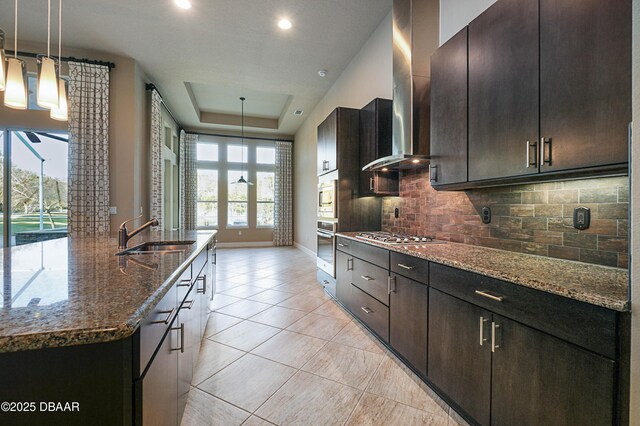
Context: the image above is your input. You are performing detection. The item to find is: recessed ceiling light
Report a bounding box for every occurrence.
[175,0,191,9]
[278,19,292,30]
[318,69,328,78]
[293,109,304,116]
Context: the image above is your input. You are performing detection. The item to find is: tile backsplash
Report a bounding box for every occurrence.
[382,170,629,268]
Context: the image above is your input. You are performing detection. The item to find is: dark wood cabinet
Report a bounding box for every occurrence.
[389,274,428,377]
[539,0,631,174]
[142,327,178,426]
[317,109,342,175]
[428,288,492,425]
[468,0,539,182]
[491,314,616,426]
[335,249,353,309]
[430,27,468,186]
[359,98,398,196]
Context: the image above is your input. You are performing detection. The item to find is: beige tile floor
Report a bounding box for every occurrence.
[181,247,468,426]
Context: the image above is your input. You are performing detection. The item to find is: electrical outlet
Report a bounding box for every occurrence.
[109,206,117,215]
[573,206,590,230]
[238,230,242,236]
[481,207,491,224]
[394,208,399,219]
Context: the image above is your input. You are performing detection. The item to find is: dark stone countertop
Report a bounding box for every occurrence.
[337,232,629,312]
[0,230,216,353]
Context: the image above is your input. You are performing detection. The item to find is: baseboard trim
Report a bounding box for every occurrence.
[294,242,316,259]
[217,241,274,248]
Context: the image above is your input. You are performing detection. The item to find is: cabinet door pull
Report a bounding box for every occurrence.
[369,177,374,191]
[360,275,374,281]
[475,290,504,302]
[338,243,347,248]
[526,140,537,167]
[197,275,207,294]
[479,316,488,346]
[182,300,195,310]
[387,276,397,294]
[170,323,185,353]
[151,308,175,325]
[429,165,438,182]
[397,263,415,270]
[177,279,191,287]
[491,322,500,352]
[347,258,353,271]
[361,306,373,314]
[541,137,552,165]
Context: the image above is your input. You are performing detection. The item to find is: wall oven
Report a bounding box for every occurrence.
[316,220,337,277]
[318,175,338,220]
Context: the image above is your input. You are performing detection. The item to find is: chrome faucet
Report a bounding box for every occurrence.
[118,215,159,249]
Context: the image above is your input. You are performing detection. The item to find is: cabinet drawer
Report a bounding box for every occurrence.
[336,237,353,255]
[391,252,429,284]
[191,249,208,282]
[317,268,336,299]
[337,237,389,268]
[352,257,389,306]
[351,284,389,343]
[429,263,618,358]
[139,284,178,374]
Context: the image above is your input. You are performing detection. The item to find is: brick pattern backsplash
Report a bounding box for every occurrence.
[381,170,629,268]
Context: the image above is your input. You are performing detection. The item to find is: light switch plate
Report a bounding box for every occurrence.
[109,206,117,215]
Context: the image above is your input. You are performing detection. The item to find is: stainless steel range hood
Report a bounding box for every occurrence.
[363,0,439,171]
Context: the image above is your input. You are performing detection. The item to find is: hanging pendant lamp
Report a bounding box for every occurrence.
[233,97,254,185]
[4,0,27,110]
[50,0,68,121]
[37,0,59,109]
[0,29,6,92]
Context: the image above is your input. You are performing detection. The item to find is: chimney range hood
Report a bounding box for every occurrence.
[363,0,439,171]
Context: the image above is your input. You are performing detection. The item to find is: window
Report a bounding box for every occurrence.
[256,147,276,164]
[197,143,218,162]
[227,170,248,226]
[197,169,218,227]
[257,172,275,227]
[227,145,248,163]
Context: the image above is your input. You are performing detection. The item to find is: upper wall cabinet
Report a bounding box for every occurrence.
[429,27,468,186]
[468,0,540,182]
[317,110,338,175]
[359,98,399,196]
[538,0,631,173]
[430,0,631,189]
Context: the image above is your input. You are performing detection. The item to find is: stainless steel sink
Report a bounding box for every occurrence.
[116,240,196,256]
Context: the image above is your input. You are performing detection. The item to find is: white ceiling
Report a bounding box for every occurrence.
[0,0,392,136]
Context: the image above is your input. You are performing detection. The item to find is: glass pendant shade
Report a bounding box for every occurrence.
[0,30,6,91]
[4,57,28,109]
[37,56,59,109]
[50,78,68,121]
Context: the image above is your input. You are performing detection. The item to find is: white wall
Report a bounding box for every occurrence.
[630,0,639,422]
[439,0,496,44]
[293,12,393,252]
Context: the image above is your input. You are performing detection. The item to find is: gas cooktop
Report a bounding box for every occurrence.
[355,232,446,245]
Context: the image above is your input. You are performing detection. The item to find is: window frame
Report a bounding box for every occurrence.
[196,168,219,230]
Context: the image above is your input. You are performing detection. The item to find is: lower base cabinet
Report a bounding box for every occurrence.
[389,274,428,377]
[141,327,178,426]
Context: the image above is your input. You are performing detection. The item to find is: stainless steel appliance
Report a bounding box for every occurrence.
[355,231,446,246]
[317,220,337,276]
[317,176,338,219]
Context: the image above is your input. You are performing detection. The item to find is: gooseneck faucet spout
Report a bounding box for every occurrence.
[118,215,159,249]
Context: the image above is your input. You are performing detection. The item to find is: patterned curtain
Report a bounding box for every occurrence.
[179,131,198,230]
[274,141,293,246]
[67,62,110,236]
[149,89,163,229]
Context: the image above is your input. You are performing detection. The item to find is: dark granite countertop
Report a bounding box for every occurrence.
[0,230,216,353]
[337,232,629,312]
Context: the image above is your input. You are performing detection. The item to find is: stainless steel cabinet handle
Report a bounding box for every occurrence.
[491,322,500,352]
[388,276,397,294]
[338,243,347,248]
[429,165,438,182]
[360,275,374,281]
[171,323,185,353]
[479,316,488,346]
[182,300,195,310]
[197,275,206,294]
[151,308,176,325]
[177,278,191,287]
[541,137,551,165]
[369,177,374,191]
[347,258,353,271]
[397,263,415,270]
[526,141,537,167]
[361,306,373,314]
[475,290,504,302]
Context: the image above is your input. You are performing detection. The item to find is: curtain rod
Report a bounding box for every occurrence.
[145,83,182,129]
[191,131,294,143]
[5,50,116,69]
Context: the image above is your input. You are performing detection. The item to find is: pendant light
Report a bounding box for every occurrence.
[0,29,6,91]
[233,97,254,185]
[37,0,59,110]
[4,0,28,110]
[50,0,68,121]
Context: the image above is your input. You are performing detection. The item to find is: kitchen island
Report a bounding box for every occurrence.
[0,230,216,426]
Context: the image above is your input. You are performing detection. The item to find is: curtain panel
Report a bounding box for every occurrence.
[179,131,198,230]
[67,62,111,236]
[274,141,293,246]
[149,89,163,229]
